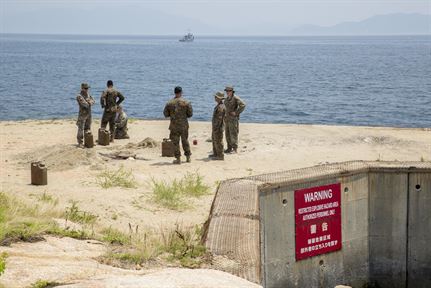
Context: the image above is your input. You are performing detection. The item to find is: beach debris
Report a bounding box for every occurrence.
[124,137,159,149]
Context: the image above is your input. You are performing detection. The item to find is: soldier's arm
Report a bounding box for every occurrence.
[116,91,125,105]
[163,103,170,118]
[88,95,95,105]
[186,102,193,118]
[77,95,89,108]
[236,96,246,115]
[100,91,106,108]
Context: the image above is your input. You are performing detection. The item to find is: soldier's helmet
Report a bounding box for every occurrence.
[224,85,234,92]
[81,83,90,89]
[174,86,182,94]
[214,91,225,100]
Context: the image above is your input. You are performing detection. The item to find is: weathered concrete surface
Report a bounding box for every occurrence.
[204,161,431,288]
[369,172,408,287]
[0,236,262,288]
[260,173,369,288]
[407,173,431,287]
[61,269,263,288]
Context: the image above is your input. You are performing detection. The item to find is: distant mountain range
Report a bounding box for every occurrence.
[290,13,431,36]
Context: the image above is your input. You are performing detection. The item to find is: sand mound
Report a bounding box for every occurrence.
[124,137,159,149]
[15,144,101,171]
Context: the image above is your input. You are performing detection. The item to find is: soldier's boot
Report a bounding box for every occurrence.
[231,148,238,154]
[173,157,181,165]
[224,148,232,153]
[186,156,191,163]
[213,155,224,161]
[110,134,115,143]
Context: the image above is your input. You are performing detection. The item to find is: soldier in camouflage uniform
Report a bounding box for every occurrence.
[163,86,193,164]
[76,83,95,147]
[100,80,125,142]
[224,85,246,153]
[114,105,130,139]
[210,91,226,160]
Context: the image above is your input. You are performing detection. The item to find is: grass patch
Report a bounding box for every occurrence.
[96,166,138,189]
[36,192,59,206]
[101,227,131,245]
[30,280,62,288]
[0,192,92,245]
[99,224,208,269]
[151,172,210,210]
[0,192,60,245]
[0,252,7,276]
[161,224,208,268]
[64,201,97,225]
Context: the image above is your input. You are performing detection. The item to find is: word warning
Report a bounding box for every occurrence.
[295,183,342,261]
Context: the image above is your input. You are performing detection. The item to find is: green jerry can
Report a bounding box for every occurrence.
[98,128,110,146]
[162,138,175,157]
[84,131,94,148]
[31,162,47,185]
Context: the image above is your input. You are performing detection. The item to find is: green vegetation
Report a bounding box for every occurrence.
[100,224,208,269]
[36,192,59,206]
[161,224,207,268]
[64,201,97,225]
[0,252,7,276]
[96,166,138,189]
[0,192,209,274]
[151,172,210,210]
[101,227,131,245]
[0,192,59,245]
[0,193,91,245]
[30,280,61,288]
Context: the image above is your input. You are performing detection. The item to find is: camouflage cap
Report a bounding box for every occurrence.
[224,85,234,92]
[81,83,90,89]
[214,91,225,100]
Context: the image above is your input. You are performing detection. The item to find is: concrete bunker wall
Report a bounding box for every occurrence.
[204,161,431,288]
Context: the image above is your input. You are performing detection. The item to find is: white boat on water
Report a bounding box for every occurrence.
[179,32,194,42]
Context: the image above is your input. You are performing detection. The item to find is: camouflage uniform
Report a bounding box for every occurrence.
[163,97,193,159]
[76,86,95,145]
[224,92,246,152]
[212,93,226,159]
[114,111,129,139]
[100,88,125,140]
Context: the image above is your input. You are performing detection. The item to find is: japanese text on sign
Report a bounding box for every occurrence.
[295,183,342,260]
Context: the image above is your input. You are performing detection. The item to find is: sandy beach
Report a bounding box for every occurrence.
[1,119,430,231]
[0,119,430,287]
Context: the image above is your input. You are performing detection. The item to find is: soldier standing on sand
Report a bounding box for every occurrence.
[163,86,193,164]
[100,80,125,142]
[224,85,246,153]
[76,83,95,147]
[209,91,226,160]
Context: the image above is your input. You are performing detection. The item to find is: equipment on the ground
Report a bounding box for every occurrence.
[98,128,110,146]
[162,138,175,157]
[84,131,94,148]
[31,161,47,185]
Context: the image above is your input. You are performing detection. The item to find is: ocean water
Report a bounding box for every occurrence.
[0,34,430,127]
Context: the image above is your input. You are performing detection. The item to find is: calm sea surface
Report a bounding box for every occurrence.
[0,34,430,127]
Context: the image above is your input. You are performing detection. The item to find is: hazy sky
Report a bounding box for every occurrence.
[1,0,430,35]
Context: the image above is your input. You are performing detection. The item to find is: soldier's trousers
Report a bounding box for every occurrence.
[212,130,224,157]
[170,129,191,158]
[101,111,116,139]
[76,114,92,144]
[225,118,239,150]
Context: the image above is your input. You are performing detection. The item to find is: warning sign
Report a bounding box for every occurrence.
[295,183,342,261]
